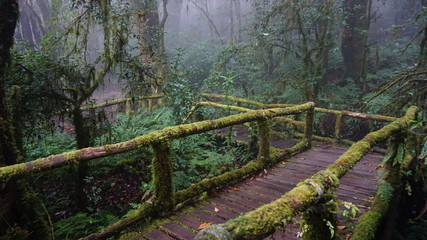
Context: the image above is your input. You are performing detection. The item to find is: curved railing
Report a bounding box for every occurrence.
[193,103,418,240]
[0,100,315,240]
[0,92,420,240]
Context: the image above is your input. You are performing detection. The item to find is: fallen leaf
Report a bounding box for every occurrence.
[368,196,375,200]
[197,222,213,230]
[337,225,346,230]
[375,164,384,170]
[228,187,240,192]
[214,207,219,212]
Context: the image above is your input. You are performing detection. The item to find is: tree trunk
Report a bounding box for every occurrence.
[341,0,371,93]
[72,107,91,211]
[0,1,51,238]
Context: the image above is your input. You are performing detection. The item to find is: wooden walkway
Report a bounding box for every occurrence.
[131,138,384,240]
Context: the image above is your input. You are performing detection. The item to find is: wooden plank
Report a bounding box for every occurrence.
[161,223,196,240]
[239,184,283,199]
[249,178,289,193]
[253,177,294,192]
[211,197,252,214]
[144,229,176,240]
[220,193,261,209]
[231,188,274,204]
[202,203,240,219]
[189,209,225,224]
[173,214,204,231]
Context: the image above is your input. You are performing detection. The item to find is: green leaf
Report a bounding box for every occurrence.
[382,149,394,164]
[393,143,405,166]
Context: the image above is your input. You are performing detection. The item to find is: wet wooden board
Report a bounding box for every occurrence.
[138,143,383,240]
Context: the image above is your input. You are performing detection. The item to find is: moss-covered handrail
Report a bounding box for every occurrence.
[202,93,399,122]
[194,106,418,240]
[0,102,314,184]
[80,94,164,110]
[198,101,306,127]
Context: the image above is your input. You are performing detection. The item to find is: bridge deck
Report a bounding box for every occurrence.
[130,138,383,240]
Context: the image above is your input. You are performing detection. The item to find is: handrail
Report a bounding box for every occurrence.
[0,103,314,184]
[80,94,164,111]
[201,93,399,122]
[194,106,418,240]
[201,93,399,144]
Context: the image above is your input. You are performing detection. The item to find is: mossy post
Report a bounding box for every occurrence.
[334,112,343,140]
[151,138,173,212]
[304,106,315,147]
[300,191,337,240]
[257,119,270,165]
[125,100,131,115]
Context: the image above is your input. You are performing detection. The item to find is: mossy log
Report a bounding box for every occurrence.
[202,93,399,122]
[194,106,418,240]
[195,170,340,240]
[86,140,309,240]
[0,103,314,185]
[351,133,416,240]
[198,101,305,127]
[80,94,164,111]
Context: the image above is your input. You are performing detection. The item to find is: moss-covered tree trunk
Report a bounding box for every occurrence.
[341,0,371,93]
[0,1,51,238]
[134,0,168,96]
[72,106,92,211]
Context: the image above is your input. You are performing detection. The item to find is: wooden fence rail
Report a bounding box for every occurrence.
[194,106,418,240]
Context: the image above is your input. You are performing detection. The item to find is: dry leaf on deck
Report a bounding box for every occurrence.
[197,222,213,230]
[337,225,346,230]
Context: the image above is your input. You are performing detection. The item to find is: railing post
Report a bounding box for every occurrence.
[125,100,131,115]
[304,106,315,147]
[151,139,173,212]
[257,119,270,165]
[300,191,337,240]
[334,112,343,140]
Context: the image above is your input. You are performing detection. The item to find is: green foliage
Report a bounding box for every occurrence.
[171,134,245,191]
[377,182,395,201]
[341,201,359,218]
[53,211,117,239]
[24,131,76,160]
[399,220,427,240]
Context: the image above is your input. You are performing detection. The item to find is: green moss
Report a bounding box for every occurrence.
[257,120,270,165]
[335,113,343,139]
[65,151,79,164]
[151,139,173,211]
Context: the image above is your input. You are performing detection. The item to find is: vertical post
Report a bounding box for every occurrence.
[304,107,315,148]
[257,119,270,165]
[148,99,153,112]
[334,112,343,140]
[125,100,131,115]
[151,139,173,211]
[300,192,337,240]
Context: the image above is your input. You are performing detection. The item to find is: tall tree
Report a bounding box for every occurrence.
[341,0,372,93]
[0,0,51,238]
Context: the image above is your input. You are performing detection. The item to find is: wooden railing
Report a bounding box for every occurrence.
[193,102,419,240]
[0,100,315,240]
[0,93,419,240]
[201,93,399,147]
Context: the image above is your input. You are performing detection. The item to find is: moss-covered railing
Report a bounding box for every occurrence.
[81,94,164,113]
[194,105,418,240]
[0,102,315,240]
[201,93,399,146]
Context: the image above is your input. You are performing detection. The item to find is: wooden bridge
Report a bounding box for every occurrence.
[0,94,420,240]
